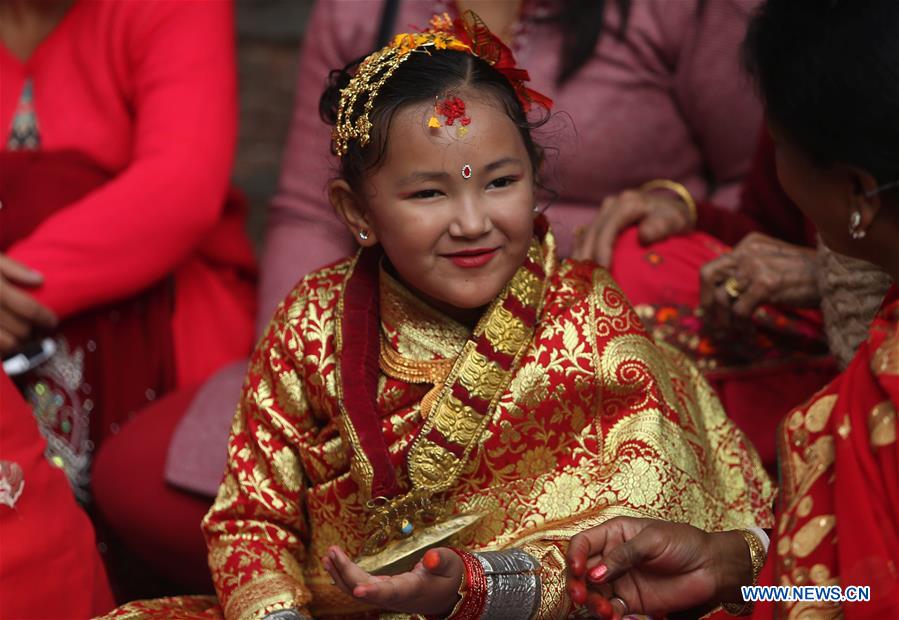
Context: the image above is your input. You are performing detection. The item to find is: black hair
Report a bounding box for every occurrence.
[743,0,899,186]
[320,49,549,195]
[551,0,628,85]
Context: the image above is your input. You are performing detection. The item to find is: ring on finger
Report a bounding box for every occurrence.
[723,276,743,300]
[610,596,629,616]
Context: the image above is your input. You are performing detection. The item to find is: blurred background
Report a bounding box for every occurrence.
[234,0,313,248]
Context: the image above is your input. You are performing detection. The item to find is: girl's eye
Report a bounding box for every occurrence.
[487,176,518,189]
[410,189,443,200]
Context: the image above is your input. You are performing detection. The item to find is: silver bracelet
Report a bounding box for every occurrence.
[472,549,542,620]
[261,610,310,620]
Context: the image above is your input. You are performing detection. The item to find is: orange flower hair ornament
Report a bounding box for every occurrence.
[331,11,552,157]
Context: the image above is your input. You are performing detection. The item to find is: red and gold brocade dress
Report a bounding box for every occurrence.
[741,287,899,620]
[105,228,774,620]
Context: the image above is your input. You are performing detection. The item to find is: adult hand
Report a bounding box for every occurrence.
[565,517,752,619]
[699,232,819,327]
[323,546,462,617]
[572,189,694,268]
[0,254,57,356]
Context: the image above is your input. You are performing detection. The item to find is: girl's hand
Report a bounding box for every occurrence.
[699,232,819,328]
[0,254,57,356]
[565,517,752,619]
[572,190,694,268]
[323,546,463,617]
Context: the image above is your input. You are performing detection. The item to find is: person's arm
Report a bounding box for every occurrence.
[258,0,364,333]
[7,2,236,319]
[203,294,315,620]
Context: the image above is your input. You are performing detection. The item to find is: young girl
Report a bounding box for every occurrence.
[105,13,772,620]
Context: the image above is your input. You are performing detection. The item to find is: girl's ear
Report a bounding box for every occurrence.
[329,179,379,247]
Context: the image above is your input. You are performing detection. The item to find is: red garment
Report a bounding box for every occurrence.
[0,372,114,618]
[1,150,179,494]
[772,286,899,618]
[0,0,256,388]
[92,385,213,597]
[608,128,834,471]
[610,228,835,471]
[741,287,899,619]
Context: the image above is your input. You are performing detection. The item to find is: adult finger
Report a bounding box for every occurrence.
[637,212,681,245]
[0,329,18,356]
[0,256,43,287]
[586,590,614,619]
[586,527,662,586]
[731,280,769,319]
[568,528,614,578]
[573,197,616,262]
[699,256,735,310]
[2,284,57,329]
[609,594,629,620]
[593,202,647,268]
[0,307,31,341]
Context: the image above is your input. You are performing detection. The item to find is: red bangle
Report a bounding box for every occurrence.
[443,548,487,620]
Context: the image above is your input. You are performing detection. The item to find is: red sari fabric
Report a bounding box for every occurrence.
[610,227,835,471]
[1,151,177,497]
[762,286,899,619]
[0,371,114,618]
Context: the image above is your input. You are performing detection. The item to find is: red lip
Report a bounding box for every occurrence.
[442,247,499,268]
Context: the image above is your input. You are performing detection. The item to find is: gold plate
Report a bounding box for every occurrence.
[356,513,484,575]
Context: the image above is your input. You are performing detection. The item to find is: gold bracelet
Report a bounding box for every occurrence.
[722,529,767,616]
[640,179,697,227]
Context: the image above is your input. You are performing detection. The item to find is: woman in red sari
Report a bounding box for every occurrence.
[565,0,899,617]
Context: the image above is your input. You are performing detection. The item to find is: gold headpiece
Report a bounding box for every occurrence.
[332,21,471,157]
[331,12,552,157]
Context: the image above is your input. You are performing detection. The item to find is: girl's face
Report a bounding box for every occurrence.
[339,92,537,320]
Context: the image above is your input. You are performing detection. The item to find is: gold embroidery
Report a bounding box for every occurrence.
[791,515,836,558]
[797,495,813,518]
[871,328,899,375]
[804,394,837,433]
[192,228,773,619]
[810,563,831,584]
[868,400,897,447]
[837,415,851,439]
[788,408,806,430]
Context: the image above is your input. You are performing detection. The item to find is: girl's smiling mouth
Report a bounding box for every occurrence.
[440,247,500,268]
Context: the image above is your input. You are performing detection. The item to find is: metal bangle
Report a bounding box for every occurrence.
[721,529,768,616]
[640,178,698,227]
[472,549,542,620]
[261,610,311,620]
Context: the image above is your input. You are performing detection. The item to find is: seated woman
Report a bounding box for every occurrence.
[0,371,114,617]
[101,14,772,619]
[566,0,899,617]
[0,0,255,496]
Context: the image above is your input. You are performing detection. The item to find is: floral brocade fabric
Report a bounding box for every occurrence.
[105,230,773,620]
